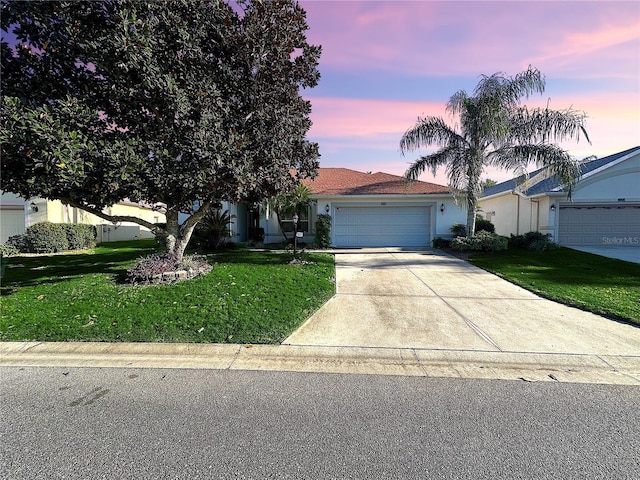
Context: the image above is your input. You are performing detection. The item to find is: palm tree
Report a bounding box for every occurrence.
[400,66,590,237]
[265,183,313,240]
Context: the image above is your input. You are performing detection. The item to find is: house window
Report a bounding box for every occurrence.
[280,208,310,234]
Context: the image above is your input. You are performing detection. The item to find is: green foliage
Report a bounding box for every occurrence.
[450,223,467,237]
[23,222,69,253]
[400,66,589,237]
[450,231,508,252]
[432,237,452,249]
[62,224,96,250]
[508,231,560,251]
[126,253,212,284]
[6,234,27,253]
[1,0,321,260]
[0,244,19,258]
[314,214,332,249]
[192,209,233,251]
[475,218,495,233]
[266,184,313,240]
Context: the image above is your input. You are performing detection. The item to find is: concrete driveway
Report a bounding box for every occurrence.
[284,249,640,355]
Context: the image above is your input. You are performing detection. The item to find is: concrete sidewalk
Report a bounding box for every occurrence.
[1,341,639,385]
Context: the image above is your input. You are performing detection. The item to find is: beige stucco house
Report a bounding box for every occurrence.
[0,191,165,245]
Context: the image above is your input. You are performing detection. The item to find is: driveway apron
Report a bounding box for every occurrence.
[284,249,640,355]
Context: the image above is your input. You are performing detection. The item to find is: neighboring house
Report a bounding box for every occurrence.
[222,168,467,247]
[0,191,166,245]
[479,146,640,248]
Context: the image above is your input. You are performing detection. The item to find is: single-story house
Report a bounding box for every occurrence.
[0,191,166,244]
[223,168,467,248]
[479,146,640,248]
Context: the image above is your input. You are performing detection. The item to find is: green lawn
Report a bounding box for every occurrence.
[469,247,640,325]
[0,241,335,344]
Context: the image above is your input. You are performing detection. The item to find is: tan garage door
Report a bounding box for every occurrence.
[0,206,26,244]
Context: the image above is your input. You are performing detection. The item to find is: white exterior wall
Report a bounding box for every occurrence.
[480,194,555,238]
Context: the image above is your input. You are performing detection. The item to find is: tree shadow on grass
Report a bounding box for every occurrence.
[0,247,156,295]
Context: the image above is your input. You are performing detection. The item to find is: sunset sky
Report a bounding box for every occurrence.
[298,0,640,185]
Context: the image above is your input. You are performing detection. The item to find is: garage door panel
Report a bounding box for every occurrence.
[334,206,431,247]
[559,205,640,247]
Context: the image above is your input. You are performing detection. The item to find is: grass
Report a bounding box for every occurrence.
[469,247,640,325]
[0,241,336,344]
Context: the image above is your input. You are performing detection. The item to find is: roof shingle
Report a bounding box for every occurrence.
[302,168,449,196]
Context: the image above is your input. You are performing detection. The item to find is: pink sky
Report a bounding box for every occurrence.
[298,0,640,185]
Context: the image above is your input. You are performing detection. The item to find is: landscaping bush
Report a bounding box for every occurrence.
[6,234,27,253]
[127,253,212,284]
[24,222,69,253]
[451,218,495,237]
[62,224,97,250]
[451,231,508,252]
[432,237,451,249]
[450,223,467,237]
[475,218,495,233]
[191,209,233,251]
[509,231,560,252]
[0,244,19,258]
[314,214,332,249]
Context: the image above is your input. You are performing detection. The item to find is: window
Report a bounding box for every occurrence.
[280,208,310,233]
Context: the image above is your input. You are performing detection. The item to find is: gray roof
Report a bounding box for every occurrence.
[482,146,640,198]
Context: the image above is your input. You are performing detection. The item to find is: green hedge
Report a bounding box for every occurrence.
[62,224,97,250]
[24,222,69,253]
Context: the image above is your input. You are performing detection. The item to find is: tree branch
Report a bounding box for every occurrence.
[63,199,158,231]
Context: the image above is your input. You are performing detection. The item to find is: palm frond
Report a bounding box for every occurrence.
[404,146,464,182]
[509,106,590,145]
[399,116,466,154]
[487,144,581,197]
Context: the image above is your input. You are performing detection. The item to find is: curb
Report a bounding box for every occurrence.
[1,342,639,385]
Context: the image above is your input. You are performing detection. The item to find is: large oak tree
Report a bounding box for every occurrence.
[1,0,321,260]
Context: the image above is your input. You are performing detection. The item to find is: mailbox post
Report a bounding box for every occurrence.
[293,213,299,257]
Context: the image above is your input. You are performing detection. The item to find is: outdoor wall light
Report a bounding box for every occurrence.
[325,204,330,213]
[550,204,556,212]
[29,202,38,213]
[440,203,445,213]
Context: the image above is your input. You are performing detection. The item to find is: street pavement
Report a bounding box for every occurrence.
[2,367,639,479]
[1,249,639,385]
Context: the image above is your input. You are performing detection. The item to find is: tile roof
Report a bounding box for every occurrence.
[302,168,450,195]
[481,146,640,198]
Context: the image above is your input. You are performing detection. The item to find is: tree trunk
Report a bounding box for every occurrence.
[160,209,198,262]
[466,195,476,239]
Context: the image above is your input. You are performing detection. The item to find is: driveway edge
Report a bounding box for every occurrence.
[1,341,638,386]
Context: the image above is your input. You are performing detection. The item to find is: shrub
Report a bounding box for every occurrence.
[450,223,467,237]
[451,231,508,252]
[192,209,233,251]
[451,217,495,237]
[432,237,451,249]
[127,253,212,284]
[0,244,20,258]
[6,234,27,253]
[509,231,559,251]
[314,214,332,249]
[24,222,69,253]
[475,218,495,233]
[62,224,97,250]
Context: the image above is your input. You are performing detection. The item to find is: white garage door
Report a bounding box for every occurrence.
[334,205,431,247]
[0,206,26,244]
[558,204,640,247]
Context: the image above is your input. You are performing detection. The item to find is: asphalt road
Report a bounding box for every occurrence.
[1,367,639,479]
